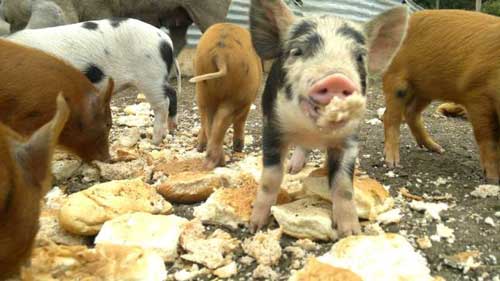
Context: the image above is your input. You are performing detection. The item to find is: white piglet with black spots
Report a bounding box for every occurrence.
[8,18,180,144]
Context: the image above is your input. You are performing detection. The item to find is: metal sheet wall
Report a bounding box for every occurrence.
[186,0,423,47]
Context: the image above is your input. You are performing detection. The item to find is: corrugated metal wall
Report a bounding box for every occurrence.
[186,0,423,47]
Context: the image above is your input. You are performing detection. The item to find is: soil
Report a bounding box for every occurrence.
[111,75,499,281]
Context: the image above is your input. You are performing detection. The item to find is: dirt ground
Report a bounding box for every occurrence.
[111,74,499,281]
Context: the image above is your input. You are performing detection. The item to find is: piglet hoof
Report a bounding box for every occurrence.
[250,207,271,233]
[233,139,244,153]
[421,140,445,154]
[287,159,305,175]
[384,148,400,168]
[332,199,361,238]
[197,143,207,152]
[152,135,164,146]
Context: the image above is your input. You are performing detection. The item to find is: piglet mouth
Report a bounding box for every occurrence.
[300,95,366,130]
[300,97,322,121]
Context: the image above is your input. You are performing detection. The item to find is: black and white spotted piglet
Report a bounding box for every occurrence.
[8,18,180,144]
[249,0,408,237]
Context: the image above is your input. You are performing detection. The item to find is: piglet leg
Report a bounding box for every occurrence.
[327,143,361,237]
[287,146,309,174]
[250,124,286,232]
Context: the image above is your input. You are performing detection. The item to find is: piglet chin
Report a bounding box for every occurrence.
[316,94,366,129]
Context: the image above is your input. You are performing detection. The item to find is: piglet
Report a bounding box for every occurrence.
[0,39,114,162]
[383,10,500,183]
[190,23,262,170]
[0,94,69,279]
[8,18,181,145]
[249,0,408,236]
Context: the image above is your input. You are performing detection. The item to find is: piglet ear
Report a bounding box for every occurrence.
[250,0,296,60]
[7,94,69,190]
[364,6,409,74]
[100,77,114,105]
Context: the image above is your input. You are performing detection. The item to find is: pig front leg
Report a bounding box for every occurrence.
[327,143,361,237]
[250,123,287,232]
[287,146,310,174]
[151,102,168,145]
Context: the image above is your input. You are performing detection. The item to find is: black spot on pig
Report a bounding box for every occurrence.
[290,20,317,40]
[397,90,406,98]
[83,64,104,83]
[25,110,41,119]
[337,24,366,45]
[163,83,177,117]
[110,17,127,28]
[82,21,98,30]
[262,122,283,167]
[262,58,285,118]
[285,84,293,100]
[354,49,367,95]
[159,41,173,72]
[327,148,342,187]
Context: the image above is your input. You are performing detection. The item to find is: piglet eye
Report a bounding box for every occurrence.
[290,48,303,57]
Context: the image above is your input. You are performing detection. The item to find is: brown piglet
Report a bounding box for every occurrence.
[0,94,69,279]
[0,39,114,162]
[190,23,262,170]
[382,10,500,183]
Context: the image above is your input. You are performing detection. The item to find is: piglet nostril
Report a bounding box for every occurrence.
[342,90,353,97]
[319,88,328,95]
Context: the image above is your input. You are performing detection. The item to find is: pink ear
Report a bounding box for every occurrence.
[365,6,409,74]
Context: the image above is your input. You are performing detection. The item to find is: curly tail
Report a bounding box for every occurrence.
[189,56,227,83]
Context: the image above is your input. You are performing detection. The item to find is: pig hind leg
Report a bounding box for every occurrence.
[232,106,251,152]
[203,105,234,170]
[383,75,409,167]
[287,146,310,174]
[467,99,499,183]
[405,96,444,153]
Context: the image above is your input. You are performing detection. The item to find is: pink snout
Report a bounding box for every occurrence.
[308,73,358,105]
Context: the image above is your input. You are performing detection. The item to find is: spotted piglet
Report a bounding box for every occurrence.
[249,0,408,236]
[8,18,180,144]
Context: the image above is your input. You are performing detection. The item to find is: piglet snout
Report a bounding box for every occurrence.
[308,73,357,105]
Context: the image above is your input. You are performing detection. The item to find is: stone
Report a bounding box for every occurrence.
[252,265,278,280]
[376,208,403,225]
[443,251,481,273]
[471,184,499,198]
[302,168,394,220]
[213,261,238,278]
[36,210,88,246]
[59,178,172,235]
[290,258,362,281]
[179,219,239,269]
[118,127,141,148]
[430,223,455,244]
[271,197,337,241]
[242,228,282,266]
[317,234,434,281]
[116,115,151,127]
[193,174,291,229]
[417,236,432,249]
[24,244,167,281]
[52,159,81,181]
[124,102,151,116]
[94,159,147,181]
[409,201,448,221]
[158,172,226,204]
[95,212,188,262]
